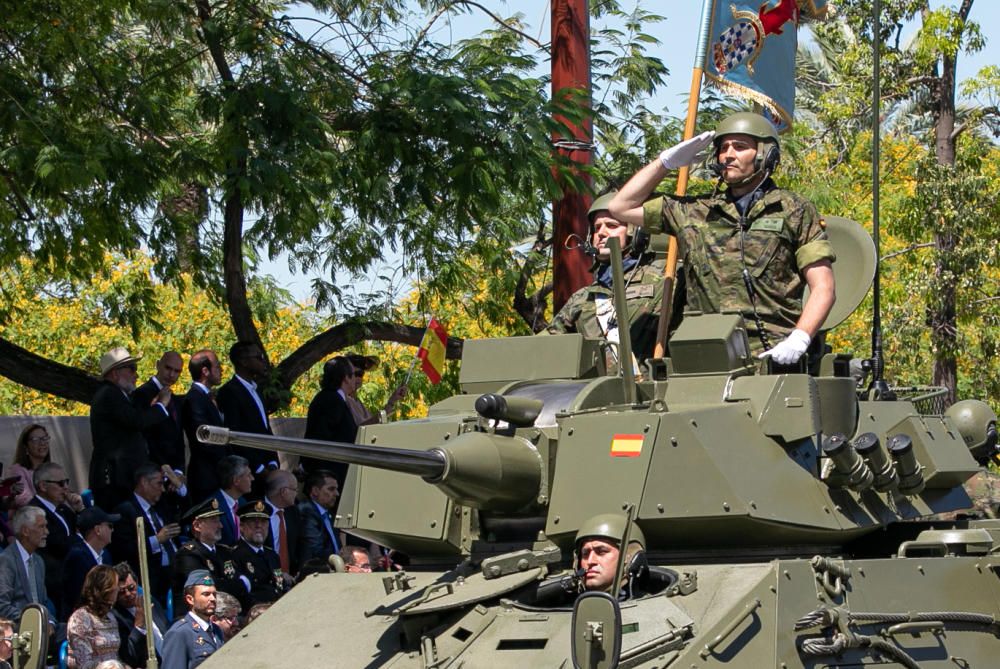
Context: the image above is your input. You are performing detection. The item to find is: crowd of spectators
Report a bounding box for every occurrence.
[0,343,401,668]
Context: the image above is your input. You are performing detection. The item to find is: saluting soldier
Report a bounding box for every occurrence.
[231,500,291,606]
[161,570,224,669]
[610,112,837,365]
[172,497,246,614]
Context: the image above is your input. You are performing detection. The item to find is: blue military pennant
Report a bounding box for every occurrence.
[702,0,828,131]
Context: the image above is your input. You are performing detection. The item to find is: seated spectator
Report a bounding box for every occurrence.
[0,617,13,669]
[209,455,253,547]
[261,469,300,578]
[110,563,168,668]
[232,500,289,606]
[210,591,242,641]
[339,545,372,573]
[296,470,341,566]
[0,506,49,621]
[66,565,121,669]
[171,498,245,615]
[244,602,271,625]
[111,463,181,607]
[30,461,85,620]
[95,661,126,669]
[64,507,119,615]
[9,424,52,509]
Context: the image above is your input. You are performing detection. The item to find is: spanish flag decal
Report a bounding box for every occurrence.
[610,434,644,458]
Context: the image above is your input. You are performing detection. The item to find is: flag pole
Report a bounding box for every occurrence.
[653,0,716,358]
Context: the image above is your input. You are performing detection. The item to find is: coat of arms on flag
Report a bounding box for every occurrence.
[704,0,828,130]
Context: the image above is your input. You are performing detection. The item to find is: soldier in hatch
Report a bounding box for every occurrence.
[575,514,647,598]
[545,190,666,366]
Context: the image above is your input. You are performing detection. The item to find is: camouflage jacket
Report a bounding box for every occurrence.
[643,181,835,347]
[546,256,666,362]
[934,470,1000,520]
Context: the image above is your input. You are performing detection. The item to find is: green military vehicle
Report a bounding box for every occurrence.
[194,223,997,669]
[12,223,996,669]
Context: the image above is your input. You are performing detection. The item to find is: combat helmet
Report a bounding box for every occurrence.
[586,189,650,258]
[945,400,999,464]
[575,513,646,551]
[714,111,781,173]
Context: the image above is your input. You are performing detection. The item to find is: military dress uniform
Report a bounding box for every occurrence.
[643,180,836,353]
[547,255,666,363]
[172,498,246,613]
[232,500,287,605]
[161,571,224,669]
[161,611,224,669]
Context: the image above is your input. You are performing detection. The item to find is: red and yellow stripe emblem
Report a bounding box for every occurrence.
[610,434,644,458]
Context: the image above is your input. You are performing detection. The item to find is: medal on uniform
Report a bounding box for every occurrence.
[224,560,236,577]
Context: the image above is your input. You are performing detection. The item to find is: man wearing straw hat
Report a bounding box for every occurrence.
[90,347,172,511]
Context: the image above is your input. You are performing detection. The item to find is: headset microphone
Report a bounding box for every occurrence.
[709,161,727,177]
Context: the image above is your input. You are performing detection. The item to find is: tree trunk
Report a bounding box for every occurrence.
[928,1,969,406]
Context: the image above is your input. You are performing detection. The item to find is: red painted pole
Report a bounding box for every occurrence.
[551,0,593,312]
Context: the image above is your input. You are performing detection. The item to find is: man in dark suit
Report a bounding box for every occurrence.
[161,570,224,669]
[296,470,341,567]
[112,464,182,607]
[215,342,278,485]
[134,352,187,473]
[231,501,289,606]
[28,462,84,620]
[262,469,301,577]
[172,499,247,614]
[62,506,119,614]
[207,456,253,547]
[300,356,358,482]
[112,562,170,668]
[90,346,171,510]
[0,506,49,621]
[181,349,228,503]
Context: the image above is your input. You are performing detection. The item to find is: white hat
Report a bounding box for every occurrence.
[99,347,141,376]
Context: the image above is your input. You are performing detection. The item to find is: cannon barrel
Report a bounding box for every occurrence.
[197,425,543,511]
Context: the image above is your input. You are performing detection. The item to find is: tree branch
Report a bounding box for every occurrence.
[882,242,936,261]
[275,320,464,388]
[0,337,99,404]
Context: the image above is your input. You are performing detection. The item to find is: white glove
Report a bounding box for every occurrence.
[758,328,811,365]
[659,130,716,170]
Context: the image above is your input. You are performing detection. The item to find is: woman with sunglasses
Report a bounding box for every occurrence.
[8,424,52,509]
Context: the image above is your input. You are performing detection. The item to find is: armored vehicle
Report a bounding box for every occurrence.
[11,223,992,669]
[182,222,1000,668]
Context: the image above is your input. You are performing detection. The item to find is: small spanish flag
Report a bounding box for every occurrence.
[417,317,448,385]
[610,434,644,458]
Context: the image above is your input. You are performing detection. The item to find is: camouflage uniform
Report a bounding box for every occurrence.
[935,470,1000,520]
[642,181,835,352]
[546,256,666,363]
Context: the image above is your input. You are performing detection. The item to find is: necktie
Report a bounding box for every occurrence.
[276,509,290,573]
[233,502,240,539]
[150,510,174,565]
[26,555,39,603]
[323,512,340,553]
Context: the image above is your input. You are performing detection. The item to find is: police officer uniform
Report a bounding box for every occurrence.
[231,500,287,605]
[160,570,225,669]
[172,498,245,613]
